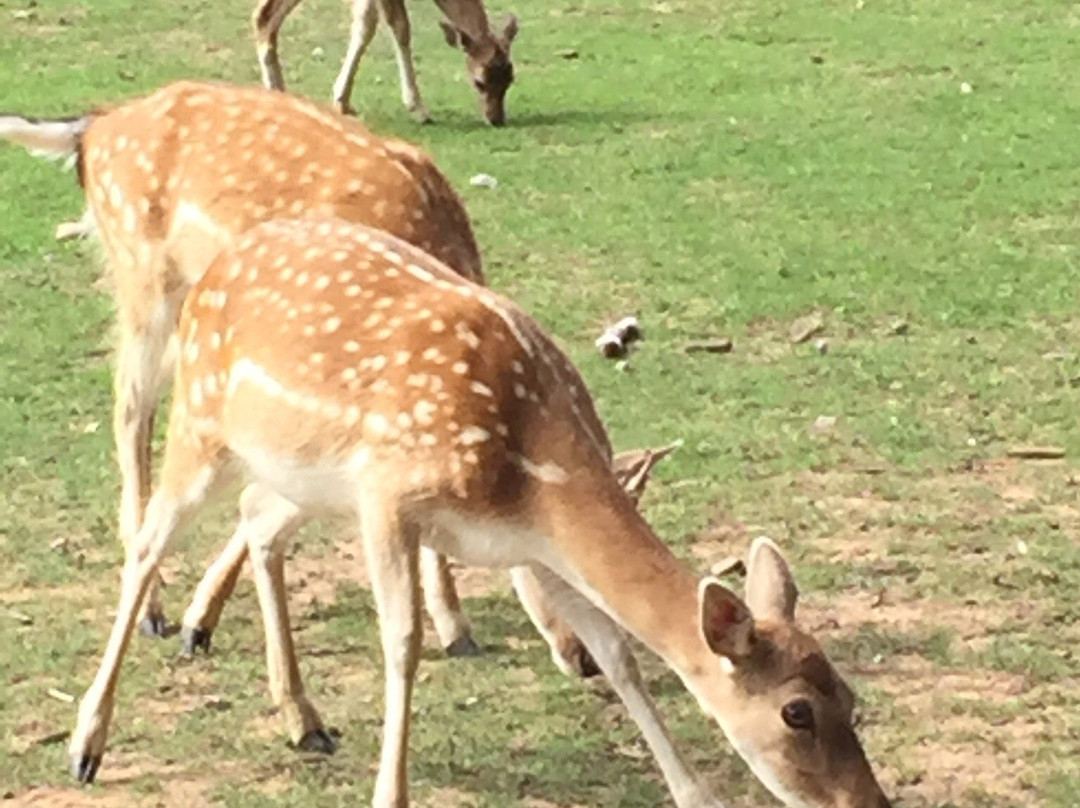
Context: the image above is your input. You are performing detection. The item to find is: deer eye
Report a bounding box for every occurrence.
[781,699,815,732]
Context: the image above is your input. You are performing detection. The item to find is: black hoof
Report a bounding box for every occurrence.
[139,613,167,638]
[72,754,101,784]
[444,635,482,658]
[574,647,602,679]
[180,625,213,655]
[296,728,338,755]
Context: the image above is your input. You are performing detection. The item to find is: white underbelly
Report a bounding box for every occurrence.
[425,509,545,570]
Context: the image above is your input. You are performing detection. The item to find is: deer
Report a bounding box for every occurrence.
[254,0,518,125]
[0,80,593,693]
[67,215,892,808]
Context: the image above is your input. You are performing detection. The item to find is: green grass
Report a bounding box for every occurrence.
[2,0,1080,806]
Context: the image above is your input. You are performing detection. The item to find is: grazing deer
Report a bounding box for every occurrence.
[0,81,588,680]
[254,0,518,125]
[68,217,891,808]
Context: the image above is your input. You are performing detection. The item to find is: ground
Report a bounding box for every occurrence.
[1,0,1079,806]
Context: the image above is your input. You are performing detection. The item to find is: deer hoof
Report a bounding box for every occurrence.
[444,635,482,658]
[296,728,338,755]
[180,626,213,655]
[139,613,168,638]
[72,753,102,784]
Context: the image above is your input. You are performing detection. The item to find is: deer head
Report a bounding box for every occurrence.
[439,14,518,126]
[694,538,890,808]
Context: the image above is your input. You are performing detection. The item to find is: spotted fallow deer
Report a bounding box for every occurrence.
[0,81,590,685]
[254,0,518,125]
[68,217,892,808]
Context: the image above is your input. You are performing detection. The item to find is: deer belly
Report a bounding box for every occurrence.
[234,443,360,511]
[424,508,545,569]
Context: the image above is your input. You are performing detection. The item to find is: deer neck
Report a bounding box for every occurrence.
[539,472,720,683]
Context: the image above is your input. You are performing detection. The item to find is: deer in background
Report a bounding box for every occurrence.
[0,81,594,702]
[65,216,892,808]
[254,0,518,125]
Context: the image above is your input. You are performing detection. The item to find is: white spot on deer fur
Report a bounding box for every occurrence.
[406,374,428,388]
[342,367,358,381]
[376,328,393,340]
[209,332,221,350]
[303,325,316,337]
[337,270,354,283]
[363,313,382,329]
[456,324,481,349]
[405,263,435,284]
[370,355,387,371]
[204,374,219,396]
[470,381,493,397]
[413,400,436,426]
[184,341,199,363]
[189,380,204,407]
[495,423,510,437]
[397,412,414,430]
[295,271,310,287]
[418,433,438,447]
[344,406,361,426]
[364,412,391,438]
[430,319,446,333]
[458,427,490,446]
[323,317,341,334]
[452,361,469,375]
[345,285,361,297]
[344,340,360,353]
[514,383,527,399]
[510,453,569,484]
[422,347,445,364]
[395,350,411,365]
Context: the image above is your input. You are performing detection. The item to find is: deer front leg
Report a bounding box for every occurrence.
[241,485,335,752]
[511,564,600,678]
[517,566,727,808]
[377,0,430,123]
[361,495,423,808]
[332,0,380,115]
[253,0,304,91]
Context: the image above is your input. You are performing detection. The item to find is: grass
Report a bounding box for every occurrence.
[2,0,1079,805]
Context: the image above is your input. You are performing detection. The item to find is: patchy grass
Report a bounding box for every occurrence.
[2,0,1079,806]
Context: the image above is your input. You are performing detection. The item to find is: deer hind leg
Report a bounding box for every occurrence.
[517,566,724,808]
[361,492,423,808]
[239,484,336,752]
[253,0,304,91]
[419,544,479,656]
[332,0,380,116]
[510,566,600,678]
[377,0,430,123]
[69,427,234,783]
[113,295,183,637]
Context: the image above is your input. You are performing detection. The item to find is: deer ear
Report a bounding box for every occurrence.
[500,13,519,46]
[439,20,475,51]
[612,442,678,506]
[699,577,756,660]
[745,537,798,622]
